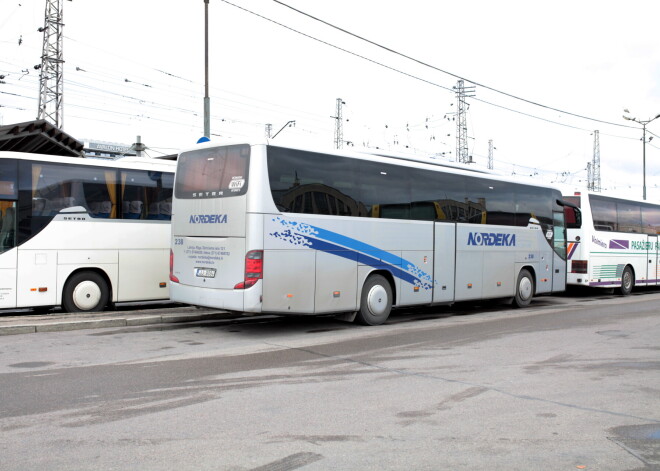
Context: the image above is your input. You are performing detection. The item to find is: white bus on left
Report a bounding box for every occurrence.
[0,151,175,312]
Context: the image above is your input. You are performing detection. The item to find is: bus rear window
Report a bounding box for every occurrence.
[175,145,250,199]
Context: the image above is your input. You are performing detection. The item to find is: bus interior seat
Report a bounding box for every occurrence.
[122,200,142,219]
[147,202,160,219]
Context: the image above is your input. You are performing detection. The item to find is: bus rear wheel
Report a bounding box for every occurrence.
[62,271,110,313]
[513,269,534,308]
[355,274,392,326]
[619,266,634,296]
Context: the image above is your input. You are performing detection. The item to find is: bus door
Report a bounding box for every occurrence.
[647,235,658,286]
[432,222,456,303]
[552,210,567,292]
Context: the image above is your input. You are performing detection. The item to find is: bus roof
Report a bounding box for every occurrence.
[178,139,561,192]
[0,151,176,172]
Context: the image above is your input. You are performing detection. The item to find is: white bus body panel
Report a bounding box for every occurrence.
[16,249,58,306]
[9,217,170,308]
[432,223,456,303]
[0,248,17,308]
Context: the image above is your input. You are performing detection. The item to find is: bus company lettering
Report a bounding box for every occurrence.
[467,232,516,247]
[631,240,659,251]
[189,214,228,224]
[591,236,607,248]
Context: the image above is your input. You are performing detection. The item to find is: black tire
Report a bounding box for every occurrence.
[355,274,393,326]
[62,271,110,313]
[619,266,634,296]
[513,268,534,308]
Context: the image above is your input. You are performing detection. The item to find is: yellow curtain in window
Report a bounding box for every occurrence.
[105,170,117,219]
[31,164,42,199]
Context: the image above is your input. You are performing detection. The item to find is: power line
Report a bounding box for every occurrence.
[271,0,638,130]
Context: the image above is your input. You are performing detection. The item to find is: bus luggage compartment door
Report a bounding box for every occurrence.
[433,223,456,303]
[262,250,315,313]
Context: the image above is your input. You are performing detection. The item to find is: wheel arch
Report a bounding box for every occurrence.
[519,264,537,295]
[362,269,397,307]
[59,267,114,306]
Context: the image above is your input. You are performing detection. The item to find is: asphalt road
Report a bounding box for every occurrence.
[0,291,659,470]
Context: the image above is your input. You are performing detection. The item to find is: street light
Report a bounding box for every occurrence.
[623,109,660,200]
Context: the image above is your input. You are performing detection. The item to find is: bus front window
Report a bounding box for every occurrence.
[0,201,17,253]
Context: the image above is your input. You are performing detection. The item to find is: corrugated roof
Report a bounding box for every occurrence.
[0,120,84,156]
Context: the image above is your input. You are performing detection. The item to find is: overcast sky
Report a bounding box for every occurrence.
[2,0,660,200]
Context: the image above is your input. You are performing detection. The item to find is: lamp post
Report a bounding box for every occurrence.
[203,0,210,139]
[623,110,660,200]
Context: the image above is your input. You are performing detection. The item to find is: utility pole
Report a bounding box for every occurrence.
[332,98,345,149]
[488,139,494,170]
[133,135,146,157]
[37,0,65,128]
[265,123,272,138]
[454,80,475,164]
[203,0,210,139]
[623,109,660,201]
[587,162,593,191]
[592,130,601,192]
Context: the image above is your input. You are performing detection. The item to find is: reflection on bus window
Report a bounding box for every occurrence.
[0,201,17,254]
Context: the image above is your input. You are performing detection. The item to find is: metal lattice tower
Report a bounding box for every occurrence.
[587,162,593,191]
[488,139,494,170]
[265,123,272,138]
[332,98,345,149]
[37,0,65,128]
[454,80,475,164]
[592,130,601,192]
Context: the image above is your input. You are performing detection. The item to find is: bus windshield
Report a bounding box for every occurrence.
[174,145,250,199]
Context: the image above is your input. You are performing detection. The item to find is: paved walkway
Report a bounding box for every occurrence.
[0,304,237,336]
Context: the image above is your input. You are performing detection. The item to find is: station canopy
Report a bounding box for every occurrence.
[0,120,83,157]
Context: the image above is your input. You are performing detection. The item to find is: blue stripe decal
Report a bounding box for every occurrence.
[305,236,422,287]
[270,217,434,290]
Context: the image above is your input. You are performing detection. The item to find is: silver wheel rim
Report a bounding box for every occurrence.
[367,284,388,316]
[623,271,632,290]
[518,276,533,301]
[72,280,102,311]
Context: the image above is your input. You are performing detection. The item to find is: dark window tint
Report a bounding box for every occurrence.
[267,146,366,216]
[121,170,173,220]
[267,146,556,229]
[175,145,249,199]
[616,201,641,233]
[589,194,660,234]
[0,159,18,199]
[590,195,617,231]
[642,205,660,234]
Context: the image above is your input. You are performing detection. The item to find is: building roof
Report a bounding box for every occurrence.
[0,120,84,157]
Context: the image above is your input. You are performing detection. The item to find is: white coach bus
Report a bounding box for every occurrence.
[169,141,578,325]
[564,191,660,295]
[0,151,175,312]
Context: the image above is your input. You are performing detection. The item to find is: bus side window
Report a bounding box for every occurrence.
[0,204,16,252]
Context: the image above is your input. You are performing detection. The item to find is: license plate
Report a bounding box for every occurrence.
[195,267,216,278]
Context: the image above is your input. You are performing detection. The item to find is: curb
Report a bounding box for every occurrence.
[0,311,235,336]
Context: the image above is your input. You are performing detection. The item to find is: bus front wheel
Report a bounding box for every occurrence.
[513,269,534,308]
[619,266,634,296]
[62,271,110,313]
[355,274,392,326]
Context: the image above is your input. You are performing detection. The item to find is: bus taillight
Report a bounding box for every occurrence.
[235,250,263,289]
[169,249,180,283]
[571,260,587,274]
